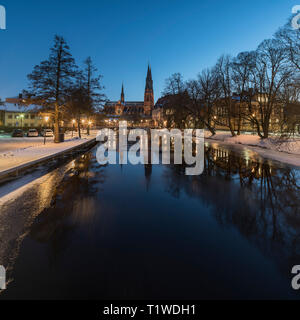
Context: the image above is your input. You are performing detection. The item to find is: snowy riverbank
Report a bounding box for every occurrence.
[205,131,300,167]
[0,131,97,174]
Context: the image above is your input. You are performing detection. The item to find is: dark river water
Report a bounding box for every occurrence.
[0,142,300,300]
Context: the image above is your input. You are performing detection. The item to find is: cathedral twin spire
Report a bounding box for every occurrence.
[120,64,154,112]
[121,83,125,103]
[145,65,153,91]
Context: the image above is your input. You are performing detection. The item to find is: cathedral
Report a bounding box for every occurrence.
[104,65,154,117]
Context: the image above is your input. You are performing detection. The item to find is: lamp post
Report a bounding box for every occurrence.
[20,114,24,128]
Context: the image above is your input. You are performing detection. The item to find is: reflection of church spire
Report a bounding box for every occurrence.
[144,137,152,191]
[144,164,152,191]
[121,83,125,104]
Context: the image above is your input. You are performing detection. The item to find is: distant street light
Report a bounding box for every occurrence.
[20,114,24,128]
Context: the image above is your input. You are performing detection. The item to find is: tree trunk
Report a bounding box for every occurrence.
[77,116,81,139]
[205,121,216,136]
[237,105,242,135]
[54,103,60,143]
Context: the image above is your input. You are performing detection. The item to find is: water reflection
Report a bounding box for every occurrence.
[29,153,105,251]
[163,144,300,277]
[0,163,74,287]
[0,142,300,299]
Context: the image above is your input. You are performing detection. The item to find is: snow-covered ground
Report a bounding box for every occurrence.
[0,131,97,174]
[205,131,300,167]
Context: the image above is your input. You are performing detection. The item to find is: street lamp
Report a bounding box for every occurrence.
[20,114,24,128]
[44,116,49,125]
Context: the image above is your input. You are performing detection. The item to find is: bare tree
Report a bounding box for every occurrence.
[252,39,292,138]
[276,20,300,71]
[231,51,256,135]
[197,68,220,135]
[82,57,106,112]
[214,55,237,136]
[163,73,185,96]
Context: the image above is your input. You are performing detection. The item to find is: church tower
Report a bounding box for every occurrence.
[144,65,154,115]
[121,84,125,104]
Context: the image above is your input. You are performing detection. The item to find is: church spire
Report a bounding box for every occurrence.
[144,64,154,115]
[145,64,153,91]
[121,83,125,103]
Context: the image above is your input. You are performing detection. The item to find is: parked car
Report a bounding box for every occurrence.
[41,129,54,137]
[12,129,24,137]
[27,129,39,137]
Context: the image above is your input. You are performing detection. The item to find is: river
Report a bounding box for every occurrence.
[0,141,299,300]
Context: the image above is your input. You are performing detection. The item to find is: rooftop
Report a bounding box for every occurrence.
[0,103,40,113]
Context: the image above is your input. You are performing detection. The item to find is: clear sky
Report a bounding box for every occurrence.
[0,0,297,103]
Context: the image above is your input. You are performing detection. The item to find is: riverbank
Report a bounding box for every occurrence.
[205,131,300,167]
[0,132,97,180]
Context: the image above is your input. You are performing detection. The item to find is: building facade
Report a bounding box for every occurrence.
[104,66,155,118]
[1,96,53,128]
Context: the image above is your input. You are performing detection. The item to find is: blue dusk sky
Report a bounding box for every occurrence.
[0,0,297,103]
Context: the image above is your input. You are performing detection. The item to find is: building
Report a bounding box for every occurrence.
[284,102,300,134]
[0,103,44,128]
[212,91,285,132]
[104,66,155,119]
[0,95,54,128]
[152,96,171,127]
